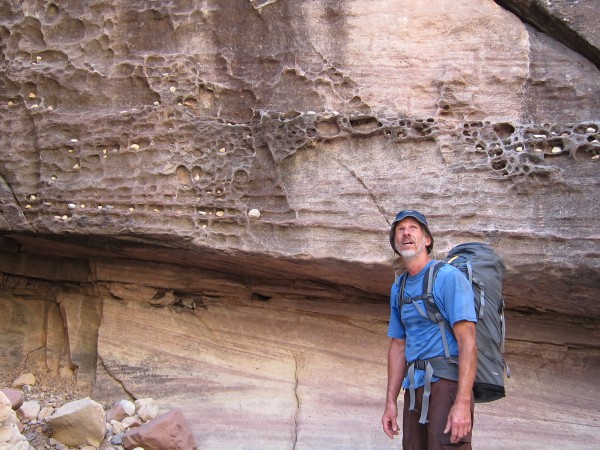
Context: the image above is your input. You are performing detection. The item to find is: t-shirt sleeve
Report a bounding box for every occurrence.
[434,265,477,327]
[387,280,406,339]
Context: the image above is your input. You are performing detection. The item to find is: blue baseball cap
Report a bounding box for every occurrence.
[389,210,434,255]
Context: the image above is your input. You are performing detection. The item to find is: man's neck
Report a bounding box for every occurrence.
[403,253,432,276]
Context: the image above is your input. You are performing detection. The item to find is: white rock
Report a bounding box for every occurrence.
[110,419,125,435]
[38,406,54,421]
[134,398,159,422]
[121,415,141,429]
[248,208,261,219]
[17,401,40,421]
[118,399,136,417]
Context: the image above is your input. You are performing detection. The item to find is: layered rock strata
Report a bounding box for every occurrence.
[0,1,599,449]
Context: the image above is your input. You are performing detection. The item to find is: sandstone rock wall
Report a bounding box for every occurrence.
[1,0,599,448]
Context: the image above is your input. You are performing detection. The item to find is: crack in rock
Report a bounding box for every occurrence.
[335,159,391,226]
[291,350,300,450]
[98,355,136,401]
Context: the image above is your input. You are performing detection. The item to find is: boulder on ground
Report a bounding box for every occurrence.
[12,373,35,388]
[123,407,197,450]
[0,391,29,450]
[17,400,40,422]
[46,397,106,447]
[107,399,135,422]
[0,388,24,410]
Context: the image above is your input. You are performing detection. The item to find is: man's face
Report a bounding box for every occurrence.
[394,217,430,259]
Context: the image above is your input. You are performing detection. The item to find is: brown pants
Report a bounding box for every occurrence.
[402,378,474,450]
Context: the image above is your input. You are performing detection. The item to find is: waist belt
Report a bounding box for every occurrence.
[406,357,459,424]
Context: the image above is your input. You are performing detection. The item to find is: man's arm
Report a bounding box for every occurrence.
[444,320,477,443]
[382,338,407,439]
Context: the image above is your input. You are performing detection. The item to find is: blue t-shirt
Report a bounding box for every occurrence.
[387,260,476,389]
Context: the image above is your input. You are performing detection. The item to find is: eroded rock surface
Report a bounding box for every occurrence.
[1,0,599,449]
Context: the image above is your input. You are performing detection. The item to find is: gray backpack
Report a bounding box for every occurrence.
[398,242,508,423]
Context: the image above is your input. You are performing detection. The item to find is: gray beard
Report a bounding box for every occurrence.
[399,248,419,259]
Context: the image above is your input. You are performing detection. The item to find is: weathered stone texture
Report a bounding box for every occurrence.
[0,0,599,449]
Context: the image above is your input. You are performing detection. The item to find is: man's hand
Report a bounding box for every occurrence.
[444,398,472,443]
[381,403,400,439]
[383,338,406,439]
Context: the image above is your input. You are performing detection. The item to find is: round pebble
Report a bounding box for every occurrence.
[248,209,261,219]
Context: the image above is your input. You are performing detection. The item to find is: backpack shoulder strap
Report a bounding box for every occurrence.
[423,261,446,295]
[420,261,453,358]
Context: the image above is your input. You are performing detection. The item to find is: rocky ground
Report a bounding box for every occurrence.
[1,369,106,449]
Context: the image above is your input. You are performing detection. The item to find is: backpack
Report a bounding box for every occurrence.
[397,242,508,422]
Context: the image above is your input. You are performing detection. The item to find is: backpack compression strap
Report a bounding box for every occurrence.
[447,255,486,319]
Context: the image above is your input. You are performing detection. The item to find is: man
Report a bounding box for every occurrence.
[381,210,478,449]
